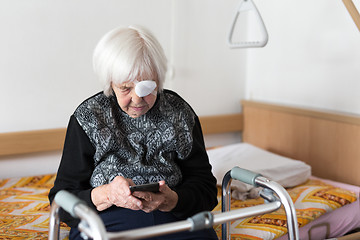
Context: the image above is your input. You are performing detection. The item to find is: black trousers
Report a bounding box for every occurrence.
[69,206,219,240]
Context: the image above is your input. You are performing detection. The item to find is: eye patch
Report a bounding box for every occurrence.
[134,80,157,97]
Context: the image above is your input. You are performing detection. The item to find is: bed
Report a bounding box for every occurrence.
[1,100,360,239]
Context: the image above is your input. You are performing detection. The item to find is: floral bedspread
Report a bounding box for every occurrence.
[0,174,69,239]
[0,175,356,240]
[212,179,357,240]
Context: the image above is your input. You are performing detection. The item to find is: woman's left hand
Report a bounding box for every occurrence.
[131,181,178,213]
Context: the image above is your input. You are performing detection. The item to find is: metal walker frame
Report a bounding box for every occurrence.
[221,167,299,240]
[49,167,299,240]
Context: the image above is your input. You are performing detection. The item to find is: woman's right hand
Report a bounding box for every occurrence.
[91,176,143,211]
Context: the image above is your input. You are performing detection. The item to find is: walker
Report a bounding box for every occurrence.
[49,167,299,240]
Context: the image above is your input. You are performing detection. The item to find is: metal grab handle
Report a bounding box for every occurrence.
[48,190,108,240]
[108,204,281,240]
[255,176,299,240]
[53,190,85,217]
[49,173,299,240]
[49,190,85,240]
[187,211,214,231]
[222,167,299,240]
[49,190,282,240]
[230,166,262,186]
[228,0,268,48]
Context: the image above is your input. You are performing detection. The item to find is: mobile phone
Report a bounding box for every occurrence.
[129,183,159,193]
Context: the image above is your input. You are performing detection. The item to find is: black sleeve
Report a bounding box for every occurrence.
[171,116,218,219]
[48,115,96,227]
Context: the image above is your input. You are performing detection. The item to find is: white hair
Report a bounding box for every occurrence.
[93,25,168,96]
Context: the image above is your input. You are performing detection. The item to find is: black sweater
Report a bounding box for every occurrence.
[48,90,218,227]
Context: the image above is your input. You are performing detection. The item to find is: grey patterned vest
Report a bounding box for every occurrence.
[74,90,195,188]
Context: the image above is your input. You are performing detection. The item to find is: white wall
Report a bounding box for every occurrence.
[1,0,359,178]
[246,0,360,115]
[0,0,245,134]
[0,0,244,177]
[169,0,246,116]
[0,0,171,133]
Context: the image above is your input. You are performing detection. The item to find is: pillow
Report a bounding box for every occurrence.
[207,143,311,192]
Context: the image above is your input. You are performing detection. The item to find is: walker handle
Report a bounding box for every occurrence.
[54,190,85,218]
[230,166,262,186]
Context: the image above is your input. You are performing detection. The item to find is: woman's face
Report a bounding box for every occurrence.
[112,80,158,118]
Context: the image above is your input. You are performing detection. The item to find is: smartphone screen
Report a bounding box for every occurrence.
[129,183,159,193]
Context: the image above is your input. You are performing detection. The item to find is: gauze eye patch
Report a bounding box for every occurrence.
[134,80,157,97]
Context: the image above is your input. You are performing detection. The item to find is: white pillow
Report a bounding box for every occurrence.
[207,143,311,192]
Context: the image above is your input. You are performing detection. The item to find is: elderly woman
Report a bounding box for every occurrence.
[49,25,218,240]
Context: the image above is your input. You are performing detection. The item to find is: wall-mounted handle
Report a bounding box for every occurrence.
[228,0,268,48]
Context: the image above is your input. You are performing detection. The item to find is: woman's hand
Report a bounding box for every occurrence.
[132,180,178,213]
[91,176,143,211]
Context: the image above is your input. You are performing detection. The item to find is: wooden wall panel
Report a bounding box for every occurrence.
[199,113,243,134]
[0,128,66,157]
[242,100,360,186]
[0,114,243,157]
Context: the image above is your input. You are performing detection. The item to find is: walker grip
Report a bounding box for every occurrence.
[54,190,85,218]
[230,167,262,186]
[187,211,214,231]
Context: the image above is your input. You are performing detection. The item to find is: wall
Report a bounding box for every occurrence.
[0,0,244,177]
[0,0,245,134]
[169,0,246,116]
[246,0,360,115]
[0,0,169,132]
[1,0,359,178]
